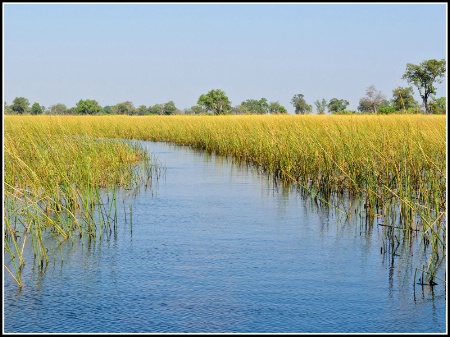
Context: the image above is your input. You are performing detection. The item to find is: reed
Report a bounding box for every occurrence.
[4,114,446,285]
[4,116,159,287]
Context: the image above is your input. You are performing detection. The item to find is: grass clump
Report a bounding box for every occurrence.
[4,116,158,287]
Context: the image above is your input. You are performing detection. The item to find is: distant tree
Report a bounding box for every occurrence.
[112,101,135,115]
[378,105,396,114]
[291,94,311,114]
[148,104,163,115]
[163,101,177,115]
[428,96,446,114]
[402,58,446,114]
[75,99,102,115]
[231,104,250,115]
[102,105,113,114]
[327,98,349,113]
[314,98,327,114]
[185,105,206,115]
[135,105,148,115]
[197,89,232,115]
[358,85,386,113]
[4,102,13,114]
[67,107,77,115]
[30,102,44,115]
[268,101,287,114]
[240,98,269,114]
[391,86,419,112]
[48,103,68,115]
[11,97,30,114]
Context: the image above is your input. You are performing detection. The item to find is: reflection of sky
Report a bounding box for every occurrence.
[4,141,446,333]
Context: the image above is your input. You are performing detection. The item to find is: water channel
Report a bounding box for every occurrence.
[3,141,447,333]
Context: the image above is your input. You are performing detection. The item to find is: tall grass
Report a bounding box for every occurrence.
[4,116,159,287]
[4,114,446,286]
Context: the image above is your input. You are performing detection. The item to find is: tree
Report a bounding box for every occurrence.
[429,96,446,114]
[148,104,164,115]
[402,58,446,114]
[67,107,77,115]
[197,89,232,115]
[268,101,287,114]
[75,99,102,115]
[240,98,269,114]
[163,101,178,115]
[30,102,44,115]
[313,98,327,114]
[327,98,349,113]
[48,103,68,115]
[378,105,396,114]
[136,105,149,115]
[185,105,206,115]
[102,105,113,115]
[112,101,135,115]
[11,97,30,114]
[4,102,13,114]
[358,85,386,113]
[391,86,419,112]
[231,104,250,115]
[291,94,311,114]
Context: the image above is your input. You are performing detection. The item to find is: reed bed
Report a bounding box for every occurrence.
[4,116,158,287]
[4,114,446,286]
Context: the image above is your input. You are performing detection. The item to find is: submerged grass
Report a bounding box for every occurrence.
[4,114,446,286]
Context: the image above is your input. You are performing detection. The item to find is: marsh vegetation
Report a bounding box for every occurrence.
[3,114,446,288]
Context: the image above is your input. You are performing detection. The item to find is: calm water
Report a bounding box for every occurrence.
[3,141,447,333]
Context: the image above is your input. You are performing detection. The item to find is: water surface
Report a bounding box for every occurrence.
[3,141,446,333]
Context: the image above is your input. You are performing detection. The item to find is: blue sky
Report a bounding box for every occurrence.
[3,2,447,113]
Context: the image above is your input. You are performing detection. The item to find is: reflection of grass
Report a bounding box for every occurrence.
[4,114,446,286]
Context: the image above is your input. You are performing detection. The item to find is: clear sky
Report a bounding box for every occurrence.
[3,2,447,113]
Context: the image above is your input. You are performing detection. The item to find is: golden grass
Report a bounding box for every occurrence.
[4,116,157,287]
[4,114,446,286]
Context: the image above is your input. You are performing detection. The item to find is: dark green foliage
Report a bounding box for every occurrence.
[402,58,446,114]
[429,97,446,114]
[378,105,396,114]
[328,98,349,113]
[291,94,312,114]
[197,89,232,115]
[11,97,30,114]
[76,99,102,115]
[30,102,44,115]
[391,86,419,112]
[163,101,178,115]
[268,101,287,114]
[240,98,269,114]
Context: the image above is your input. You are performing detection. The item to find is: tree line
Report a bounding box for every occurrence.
[4,58,446,116]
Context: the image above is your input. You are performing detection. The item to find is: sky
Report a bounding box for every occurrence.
[3,2,447,113]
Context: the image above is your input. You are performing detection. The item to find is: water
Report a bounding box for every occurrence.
[3,141,447,333]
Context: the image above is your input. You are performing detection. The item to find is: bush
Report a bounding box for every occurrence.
[378,106,396,114]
